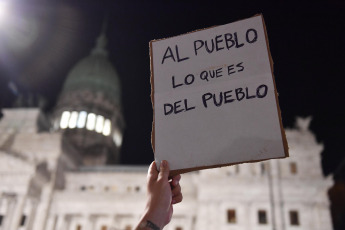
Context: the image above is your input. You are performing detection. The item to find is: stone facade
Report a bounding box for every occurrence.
[0,109,333,230]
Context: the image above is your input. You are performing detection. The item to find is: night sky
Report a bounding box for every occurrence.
[0,0,344,176]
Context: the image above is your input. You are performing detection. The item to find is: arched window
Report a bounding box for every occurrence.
[86,113,96,131]
[102,119,111,136]
[113,128,123,147]
[60,111,71,129]
[77,111,87,128]
[95,115,104,133]
[68,111,78,128]
[59,111,116,140]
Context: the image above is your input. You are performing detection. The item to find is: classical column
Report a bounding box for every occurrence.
[195,202,211,229]
[45,214,57,230]
[85,214,97,230]
[0,198,9,230]
[2,195,16,230]
[245,201,252,230]
[31,184,54,230]
[9,195,26,230]
[55,214,65,230]
[111,214,119,230]
[268,160,285,230]
[26,198,38,230]
[210,202,220,229]
[65,214,72,230]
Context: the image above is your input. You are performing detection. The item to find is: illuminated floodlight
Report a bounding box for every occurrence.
[0,2,8,21]
[95,115,104,133]
[77,111,87,128]
[102,119,111,136]
[0,1,39,52]
[60,111,70,129]
[0,1,10,29]
[68,111,78,129]
[86,113,96,131]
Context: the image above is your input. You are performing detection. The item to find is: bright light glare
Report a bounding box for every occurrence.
[60,111,70,129]
[68,111,78,129]
[0,1,39,52]
[102,119,111,136]
[86,113,96,131]
[0,2,8,22]
[95,115,104,133]
[77,111,87,128]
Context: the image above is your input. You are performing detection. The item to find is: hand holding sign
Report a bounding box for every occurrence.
[150,14,288,176]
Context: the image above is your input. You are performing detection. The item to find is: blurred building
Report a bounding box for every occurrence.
[0,24,333,230]
[328,158,345,230]
[52,22,124,167]
[0,109,333,230]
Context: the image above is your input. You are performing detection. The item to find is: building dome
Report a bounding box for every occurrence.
[61,32,121,106]
[54,25,124,166]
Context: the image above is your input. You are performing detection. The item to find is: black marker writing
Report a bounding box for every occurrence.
[161,45,190,64]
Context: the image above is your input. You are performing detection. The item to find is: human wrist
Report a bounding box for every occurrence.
[138,219,161,230]
[139,209,164,230]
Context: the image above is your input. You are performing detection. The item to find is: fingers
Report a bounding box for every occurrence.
[172,193,183,204]
[171,178,183,204]
[171,183,181,197]
[171,174,181,187]
[147,161,159,182]
[158,160,170,181]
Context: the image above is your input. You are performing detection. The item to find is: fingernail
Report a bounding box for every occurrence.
[161,160,167,167]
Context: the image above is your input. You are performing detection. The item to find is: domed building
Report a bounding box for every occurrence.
[53,24,124,166]
[0,23,333,230]
[0,109,333,230]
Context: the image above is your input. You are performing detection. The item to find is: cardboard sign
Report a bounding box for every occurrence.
[149,14,288,176]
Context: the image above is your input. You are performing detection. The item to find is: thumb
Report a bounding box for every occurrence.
[158,160,170,181]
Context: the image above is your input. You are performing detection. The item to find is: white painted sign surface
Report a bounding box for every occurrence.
[150,15,288,174]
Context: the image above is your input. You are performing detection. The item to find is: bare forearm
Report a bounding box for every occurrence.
[136,161,182,230]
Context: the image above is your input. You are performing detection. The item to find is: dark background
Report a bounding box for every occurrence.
[1,1,345,229]
[0,0,344,177]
